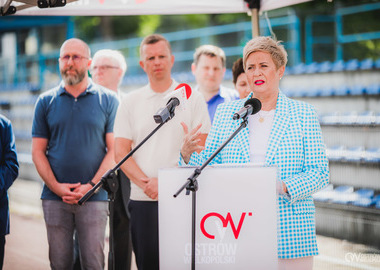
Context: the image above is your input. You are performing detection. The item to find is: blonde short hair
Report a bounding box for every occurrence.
[243,36,287,70]
[193,45,226,67]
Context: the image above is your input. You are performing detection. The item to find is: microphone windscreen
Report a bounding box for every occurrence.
[164,83,192,112]
[244,98,262,115]
[175,83,192,99]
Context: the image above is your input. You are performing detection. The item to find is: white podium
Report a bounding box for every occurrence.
[158,165,278,270]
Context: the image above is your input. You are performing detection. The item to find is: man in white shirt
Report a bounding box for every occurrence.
[113,34,211,270]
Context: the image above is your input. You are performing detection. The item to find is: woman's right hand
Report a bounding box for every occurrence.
[180,122,204,164]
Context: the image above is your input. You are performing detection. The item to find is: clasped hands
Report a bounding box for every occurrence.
[54,182,93,204]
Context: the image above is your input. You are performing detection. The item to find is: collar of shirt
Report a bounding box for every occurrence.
[145,79,178,100]
[194,85,222,103]
[58,78,97,97]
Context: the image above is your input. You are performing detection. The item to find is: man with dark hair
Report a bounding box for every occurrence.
[0,114,18,269]
[114,34,211,269]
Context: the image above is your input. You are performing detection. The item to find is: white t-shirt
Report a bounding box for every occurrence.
[248,109,275,164]
[114,80,211,201]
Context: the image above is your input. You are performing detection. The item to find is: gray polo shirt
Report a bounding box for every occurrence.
[32,80,119,201]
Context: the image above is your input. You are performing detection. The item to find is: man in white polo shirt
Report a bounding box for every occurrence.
[113,34,210,270]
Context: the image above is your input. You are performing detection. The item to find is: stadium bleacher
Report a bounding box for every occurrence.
[314,185,378,209]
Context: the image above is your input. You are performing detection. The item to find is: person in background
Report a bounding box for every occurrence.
[232,57,250,99]
[114,34,211,270]
[0,114,19,269]
[32,38,119,270]
[90,49,133,270]
[180,36,329,270]
[191,44,239,122]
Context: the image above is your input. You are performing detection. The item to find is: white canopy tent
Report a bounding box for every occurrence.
[1,0,311,37]
[1,0,310,16]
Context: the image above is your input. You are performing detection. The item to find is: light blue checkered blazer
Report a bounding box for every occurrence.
[182,91,329,259]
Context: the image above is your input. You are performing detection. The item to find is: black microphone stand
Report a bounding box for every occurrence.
[173,115,249,270]
[78,109,175,270]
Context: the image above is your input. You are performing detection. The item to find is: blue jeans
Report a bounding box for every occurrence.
[42,200,108,270]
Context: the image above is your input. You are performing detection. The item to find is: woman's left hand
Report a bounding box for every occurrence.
[180,122,204,164]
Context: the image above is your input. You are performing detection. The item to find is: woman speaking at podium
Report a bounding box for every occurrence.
[179,36,329,270]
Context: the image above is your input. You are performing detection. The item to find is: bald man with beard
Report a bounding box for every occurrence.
[32,38,119,270]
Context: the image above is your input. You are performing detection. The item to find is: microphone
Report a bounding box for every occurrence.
[154,83,192,124]
[233,98,262,120]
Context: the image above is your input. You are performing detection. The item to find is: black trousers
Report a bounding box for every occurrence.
[128,200,159,270]
[112,171,133,270]
[0,235,5,269]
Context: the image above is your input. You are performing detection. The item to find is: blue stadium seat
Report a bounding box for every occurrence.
[360,58,374,70]
[303,87,320,97]
[355,188,375,198]
[363,147,380,163]
[339,111,357,125]
[331,60,345,72]
[352,197,375,208]
[352,188,375,208]
[376,113,380,125]
[320,112,340,125]
[348,85,365,96]
[345,59,360,71]
[319,86,334,97]
[331,185,356,204]
[298,89,311,97]
[292,63,307,74]
[344,146,364,162]
[375,58,380,69]
[334,186,354,193]
[326,145,345,161]
[356,111,376,125]
[374,195,380,209]
[290,88,307,97]
[332,85,349,96]
[318,61,332,73]
[313,184,334,202]
[305,62,320,74]
[366,84,380,95]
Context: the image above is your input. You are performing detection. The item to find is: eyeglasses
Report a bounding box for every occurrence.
[60,55,89,63]
[91,65,120,72]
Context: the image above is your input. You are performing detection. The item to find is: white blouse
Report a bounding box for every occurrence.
[248,109,275,164]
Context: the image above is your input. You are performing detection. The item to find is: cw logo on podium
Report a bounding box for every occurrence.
[200,212,253,240]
